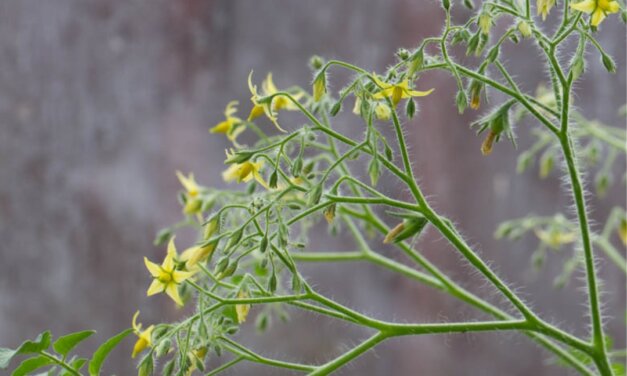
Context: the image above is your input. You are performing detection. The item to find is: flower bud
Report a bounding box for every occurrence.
[259,236,268,253]
[539,151,554,179]
[468,80,483,110]
[601,53,616,74]
[406,98,417,119]
[307,184,323,206]
[384,215,429,244]
[463,0,474,9]
[618,218,627,246]
[479,13,492,35]
[374,102,392,121]
[408,48,424,76]
[313,73,327,101]
[225,150,254,164]
[571,55,585,81]
[456,90,468,114]
[517,20,532,38]
[441,0,451,11]
[219,260,238,279]
[368,157,380,186]
[396,48,410,61]
[481,130,498,156]
[330,101,342,116]
[595,173,610,197]
[268,170,278,189]
[516,151,534,173]
[323,203,336,224]
[309,55,324,70]
[291,156,303,177]
[204,217,220,240]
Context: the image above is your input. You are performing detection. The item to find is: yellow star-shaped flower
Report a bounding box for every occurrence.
[371,74,433,107]
[144,237,196,306]
[534,228,577,249]
[131,311,154,358]
[176,171,202,215]
[222,152,269,189]
[571,0,620,27]
[247,71,303,132]
[210,101,245,144]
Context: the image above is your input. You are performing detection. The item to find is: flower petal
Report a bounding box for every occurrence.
[132,310,142,332]
[176,171,199,196]
[262,72,278,95]
[144,257,162,278]
[165,283,184,306]
[172,270,196,284]
[570,0,595,13]
[406,88,435,97]
[147,279,165,296]
[591,7,607,26]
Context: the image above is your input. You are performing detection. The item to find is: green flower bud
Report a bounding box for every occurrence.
[307,184,323,206]
[368,157,380,186]
[269,170,278,189]
[259,236,268,253]
[571,55,585,81]
[406,98,417,119]
[516,151,534,174]
[456,90,468,114]
[539,151,554,179]
[601,53,616,74]
[309,55,324,70]
[396,48,410,60]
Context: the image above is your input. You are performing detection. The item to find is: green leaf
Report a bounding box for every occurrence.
[0,331,52,369]
[53,330,95,358]
[12,356,53,376]
[88,328,133,376]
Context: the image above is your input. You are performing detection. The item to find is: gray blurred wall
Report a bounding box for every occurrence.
[0,0,625,375]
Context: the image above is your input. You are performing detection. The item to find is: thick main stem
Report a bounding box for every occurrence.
[560,135,613,375]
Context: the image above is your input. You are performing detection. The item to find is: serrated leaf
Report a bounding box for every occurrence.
[88,328,133,376]
[53,330,95,358]
[0,331,52,369]
[12,356,52,376]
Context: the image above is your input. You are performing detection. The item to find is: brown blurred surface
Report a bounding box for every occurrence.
[0,1,625,375]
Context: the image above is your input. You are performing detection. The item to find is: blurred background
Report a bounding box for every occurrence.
[0,0,625,375]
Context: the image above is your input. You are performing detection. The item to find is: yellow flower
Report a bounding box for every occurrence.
[372,74,433,107]
[534,228,577,249]
[537,0,556,20]
[210,101,245,144]
[131,311,154,358]
[247,71,303,132]
[571,0,620,27]
[235,291,251,323]
[145,237,196,306]
[176,171,202,215]
[222,152,269,189]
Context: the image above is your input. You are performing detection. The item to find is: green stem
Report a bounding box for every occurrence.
[308,333,387,376]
